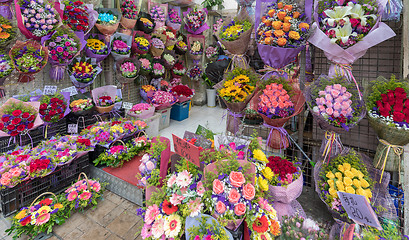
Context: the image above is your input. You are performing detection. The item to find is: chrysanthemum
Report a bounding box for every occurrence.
[167,174,177,188]
[151,217,165,239]
[141,223,152,239]
[35,213,50,225]
[164,214,182,238]
[176,170,192,188]
[188,198,203,217]
[145,204,160,225]
[163,199,178,215]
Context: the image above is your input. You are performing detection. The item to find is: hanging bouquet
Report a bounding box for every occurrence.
[205,44,219,61]
[132,31,151,55]
[69,57,102,92]
[175,39,187,55]
[187,65,202,81]
[255,0,311,80]
[29,156,56,178]
[42,26,83,82]
[166,7,181,31]
[9,40,49,83]
[164,29,177,49]
[0,162,30,189]
[139,55,153,76]
[0,53,13,85]
[94,140,149,167]
[127,103,155,119]
[187,34,205,63]
[220,18,252,41]
[110,33,132,61]
[120,0,138,30]
[149,90,176,110]
[39,92,69,123]
[365,75,409,172]
[6,193,66,239]
[308,0,395,91]
[183,7,209,35]
[64,175,106,211]
[62,0,97,34]
[171,60,186,78]
[136,12,155,34]
[170,85,194,103]
[150,37,165,58]
[0,15,16,47]
[255,77,304,149]
[92,85,117,114]
[152,61,165,78]
[150,5,166,28]
[185,214,233,240]
[85,34,111,64]
[16,0,60,40]
[245,197,280,239]
[95,8,121,41]
[117,58,140,79]
[140,85,156,101]
[163,51,176,69]
[189,40,203,58]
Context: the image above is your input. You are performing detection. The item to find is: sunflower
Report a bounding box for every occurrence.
[226,85,241,96]
[253,215,269,233]
[162,199,178,215]
[164,214,182,238]
[233,74,250,83]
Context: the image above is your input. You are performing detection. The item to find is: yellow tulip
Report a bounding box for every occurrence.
[360,179,370,188]
[345,186,355,194]
[326,171,335,179]
[258,177,269,192]
[344,170,354,179]
[338,165,344,173]
[336,180,344,190]
[335,172,343,180]
[327,179,334,187]
[353,179,361,188]
[343,163,351,171]
[350,167,359,176]
[343,177,353,186]
[356,188,365,196]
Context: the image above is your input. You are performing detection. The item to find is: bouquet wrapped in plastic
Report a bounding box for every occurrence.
[110,33,132,62]
[171,60,186,78]
[69,56,102,93]
[132,31,151,55]
[140,85,156,101]
[136,12,155,34]
[166,6,182,31]
[95,8,121,42]
[127,103,155,119]
[164,28,177,50]
[162,50,176,69]
[116,57,140,99]
[187,65,202,81]
[183,7,209,35]
[148,3,167,30]
[150,36,165,58]
[62,0,98,34]
[175,38,188,55]
[120,0,139,31]
[39,92,70,138]
[170,84,194,103]
[187,34,205,64]
[148,90,176,110]
[92,85,117,114]
[85,33,111,66]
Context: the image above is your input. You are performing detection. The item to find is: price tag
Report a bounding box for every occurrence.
[337,191,382,230]
[122,102,133,110]
[67,124,78,134]
[172,134,201,167]
[43,85,57,95]
[61,86,78,96]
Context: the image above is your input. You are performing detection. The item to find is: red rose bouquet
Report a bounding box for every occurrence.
[73,135,94,153]
[62,0,98,34]
[170,84,194,103]
[29,156,56,178]
[171,60,186,78]
[91,85,117,114]
[39,92,70,123]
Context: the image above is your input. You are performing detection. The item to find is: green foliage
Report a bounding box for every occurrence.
[1,101,36,116]
[146,184,166,206]
[201,0,224,9]
[199,148,235,166]
[187,215,230,240]
[146,168,162,186]
[195,125,215,140]
[361,218,403,240]
[248,130,261,153]
[175,157,201,177]
[148,139,167,159]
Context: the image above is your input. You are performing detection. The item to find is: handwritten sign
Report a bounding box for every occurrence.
[67,124,78,134]
[337,191,382,230]
[122,102,133,110]
[43,85,57,95]
[172,134,200,167]
[61,86,78,96]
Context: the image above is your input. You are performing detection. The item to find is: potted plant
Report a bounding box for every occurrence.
[243,108,263,125]
[201,0,224,11]
[203,73,216,107]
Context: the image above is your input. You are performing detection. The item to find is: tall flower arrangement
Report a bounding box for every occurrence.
[120,0,138,30]
[166,7,182,31]
[183,7,209,35]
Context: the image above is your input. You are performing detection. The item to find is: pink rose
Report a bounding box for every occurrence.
[333,102,342,110]
[0,177,10,186]
[196,181,205,196]
[216,201,226,214]
[341,87,347,93]
[333,84,342,90]
[228,189,241,204]
[318,105,325,112]
[344,92,352,99]
[346,107,353,114]
[229,171,246,188]
[326,108,334,115]
[2,172,11,179]
[234,203,246,216]
[341,110,348,116]
[11,168,22,177]
[318,90,326,96]
[331,89,340,98]
[333,110,340,118]
[341,102,350,110]
[213,179,224,194]
[325,94,333,102]
[243,183,255,200]
[325,101,333,108]
[325,86,332,93]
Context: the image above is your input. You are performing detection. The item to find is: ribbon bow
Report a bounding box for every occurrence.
[223,109,243,135]
[259,65,288,80]
[376,139,403,183]
[322,131,343,164]
[263,123,290,151]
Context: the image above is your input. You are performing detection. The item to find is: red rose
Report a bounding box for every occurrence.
[395,91,407,101]
[28,115,35,122]
[376,100,383,109]
[387,91,395,105]
[381,94,388,102]
[1,116,9,122]
[51,103,57,109]
[45,116,52,122]
[12,110,22,117]
[40,103,48,110]
[7,125,15,130]
[17,125,25,132]
[56,108,62,114]
[403,108,409,116]
[22,112,30,118]
[49,110,57,116]
[83,139,91,146]
[0,123,4,129]
[70,19,76,24]
[74,1,83,6]
[393,111,405,122]
[59,113,64,119]
[63,15,68,20]
[12,118,21,125]
[10,131,18,136]
[39,198,53,206]
[395,101,404,112]
[27,123,34,129]
[39,110,46,116]
[74,8,81,12]
[229,171,246,188]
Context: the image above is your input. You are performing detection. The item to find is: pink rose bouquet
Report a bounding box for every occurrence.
[128,103,155,119]
[0,164,30,189]
[149,90,176,110]
[152,62,165,78]
[64,175,106,211]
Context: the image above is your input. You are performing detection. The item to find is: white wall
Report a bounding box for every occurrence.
[193,0,238,10]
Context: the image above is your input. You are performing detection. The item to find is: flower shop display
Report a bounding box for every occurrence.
[245,197,281,239]
[148,90,176,110]
[187,65,202,81]
[171,60,186,78]
[0,15,16,47]
[205,44,219,61]
[62,0,97,34]
[132,31,151,55]
[185,214,233,240]
[140,85,156,101]
[280,215,329,239]
[308,0,395,93]
[42,26,83,82]
[216,67,258,134]
[166,7,181,31]
[95,8,121,42]
[91,85,117,114]
[149,4,167,29]
[0,52,13,88]
[69,98,94,116]
[175,39,187,55]
[39,92,70,124]
[127,103,155,119]
[69,57,102,93]
[255,77,304,149]
[187,35,205,63]
[365,75,409,173]
[150,37,165,58]
[110,33,132,61]
[170,85,194,103]
[152,61,165,78]
[183,7,209,35]
[305,75,366,161]
[15,0,60,40]
[85,34,111,65]
[136,12,156,34]
[120,0,138,30]
[162,50,176,69]
[9,40,49,83]
[255,0,311,79]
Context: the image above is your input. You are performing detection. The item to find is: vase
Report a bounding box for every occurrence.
[206,88,216,107]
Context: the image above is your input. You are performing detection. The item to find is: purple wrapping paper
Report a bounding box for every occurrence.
[0,4,12,19]
[85,33,111,63]
[183,8,209,35]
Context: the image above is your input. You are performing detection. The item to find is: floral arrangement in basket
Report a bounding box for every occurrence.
[0,161,30,189]
[70,98,94,113]
[98,95,114,107]
[149,90,176,110]
[186,214,232,240]
[133,31,151,55]
[183,7,209,34]
[62,0,95,33]
[0,16,16,47]
[220,17,252,41]
[91,85,118,114]
[6,193,66,239]
[280,215,329,239]
[63,173,107,211]
[17,0,60,39]
[205,45,219,61]
[86,34,110,63]
[246,197,280,239]
[175,39,187,55]
[29,156,55,178]
[0,99,38,137]
[128,103,155,119]
[39,93,69,124]
[187,65,202,81]
[111,35,131,56]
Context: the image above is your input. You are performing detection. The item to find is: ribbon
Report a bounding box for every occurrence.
[225,54,248,73]
[224,109,243,135]
[77,116,85,130]
[322,131,343,164]
[333,63,362,99]
[375,139,403,183]
[263,123,290,151]
[8,130,33,148]
[50,65,67,82]
[259,65,288,80]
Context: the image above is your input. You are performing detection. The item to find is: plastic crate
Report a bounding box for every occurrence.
[170,101,190,121]
[143,113,160,138]
[36,118,67,139]
[0,154,90,217]
[156,107,172,130]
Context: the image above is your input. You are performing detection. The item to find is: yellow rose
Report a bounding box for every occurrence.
[343,177,353,186]
[343,163,351,171]
[365,189,372,199]
[360,179,370,188]
[327,179,334,188]
[335,172,343,180]
[356,188,365,196]
[344,170,355,179]
[326,171,335,179]
[345,186,355,194]
[329,187,337,198]
[350,167,359,176]
[253,149,268,163]
[262,167,274,181]
[336,180,344,190]
[258,177,269,192]
[353,179,361,188]
[15,209,27,220]
[338,165,344,173]
[357,170,364,179]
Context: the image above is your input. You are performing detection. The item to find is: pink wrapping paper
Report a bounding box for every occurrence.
[91,85,117,106]
[152,136,170,186]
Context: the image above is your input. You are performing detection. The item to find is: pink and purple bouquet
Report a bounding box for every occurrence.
[139,57,152,75]
[150,5,165,23]
[149,90,176,110]
[183,7,209,35]
[166,7,181,31]
[120,0,138,19]
[258,82,295,119]
[152,62,165,77]
[65,177,105,210]
[119,60,138,78]
[128,103,155,119]
[111,36,131,55]
[0,163,30,189]
[205,45,219,60]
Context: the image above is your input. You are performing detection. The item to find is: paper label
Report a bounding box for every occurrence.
[172,134,200,167]
[122,102,133,110]
[61,86,78,96]
[67,124,78,134]
[43,85,58,95]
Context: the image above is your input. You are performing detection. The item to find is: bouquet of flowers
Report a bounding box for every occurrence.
[216,67,258,134]
[120,0,138,30]
[0,15,16,47]
[152,61,165,78]
[95,8,121,41]
[29,156,56,178]
[139,55,153,76]
[72,135,94,153]
[6,193,66,239]
[39,92,70,123]
[171,60,185,78]
[150,4,166,28]
[33,136,76,166]
[85,34,111,64]
[365,75,409,173]
[280,215,329,240]
[140,85,156,101]
[170,85,194,103]
[62,0,98,34]
[183,7,209,34]
[205,44,219,61]
[92,85,117,114]
[188,35,205,62]
[64,174,106,211]
[245,197,280,239]
[203,158,256,230]
[94,140,148,167]
[42,26,83,82]
[150,37,165,58]
[255,0,311,80]
[255,77,304,149]
[69,98,94,116]
[136,12,155,34]
[137,139,167,190]
[127,103,155,119]
[166,7,181,31]
[132,31,151,55]
[163,51,176,69]
[0,162,30,189]
[0,52,13,86]
[185,214,233,240]
[116,58,140,82]
[164,29,177,50]
[16,0,60,40]
[305,75,366,160]
[148,90,176,110]
[175,39,187,55]
[110,33,132,61]
[9,40,49,83]
[187,65,202,81]
[308,0,395,92]
[69,57,102,93]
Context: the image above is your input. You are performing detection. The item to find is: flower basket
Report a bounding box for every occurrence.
[115,57,141,84]
[136,12,156,34]
[132,30,151,55]
[95,8,121,42]
[92,85,117,114]
[127,103,155,119]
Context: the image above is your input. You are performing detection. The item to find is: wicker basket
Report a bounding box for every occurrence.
[95,105,115,114]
